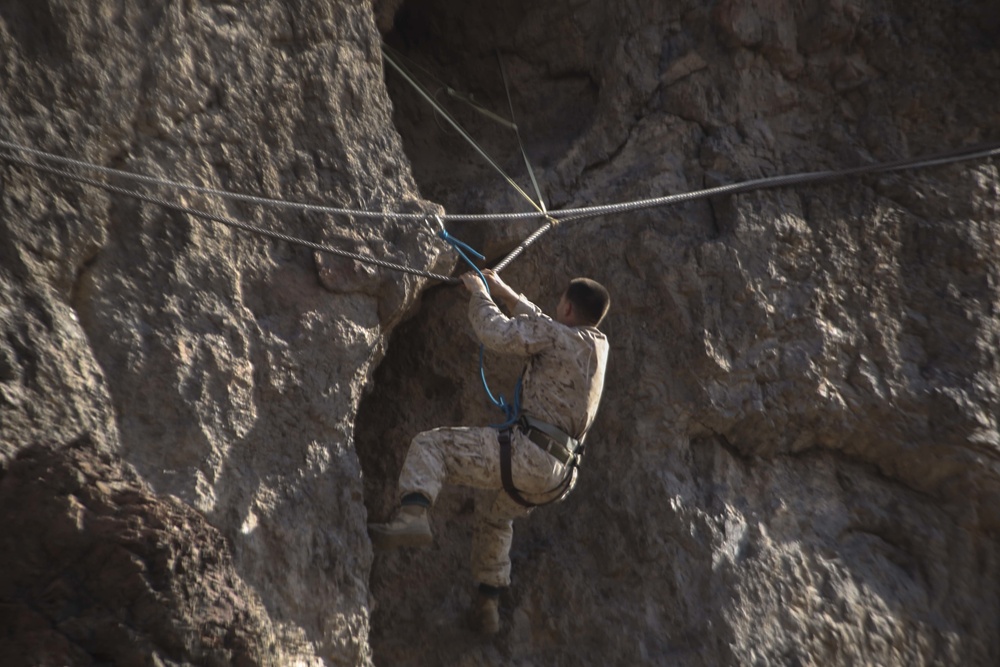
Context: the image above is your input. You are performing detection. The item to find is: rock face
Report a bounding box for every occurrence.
[1,0,999,665]
[0,2,441,663]
[0,436,278,666]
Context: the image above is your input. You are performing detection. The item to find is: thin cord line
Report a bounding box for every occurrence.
[381,48,545,214]
[496,50,546,213]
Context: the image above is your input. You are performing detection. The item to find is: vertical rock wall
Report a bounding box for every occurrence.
[1,1,444,663]
[362,0,1000,665]
[1,0,998,665]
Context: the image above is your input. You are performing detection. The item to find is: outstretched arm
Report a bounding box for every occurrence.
[459,270,554,356]
[481,269,519,311]
[460,269,540,316]
[459,269,519,307]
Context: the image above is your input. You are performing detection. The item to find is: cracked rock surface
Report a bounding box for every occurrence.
[2,0,999,665]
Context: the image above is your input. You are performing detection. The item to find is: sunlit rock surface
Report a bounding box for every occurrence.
[2,0,998,664]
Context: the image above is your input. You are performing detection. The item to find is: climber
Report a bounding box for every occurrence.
[368,268,610,635]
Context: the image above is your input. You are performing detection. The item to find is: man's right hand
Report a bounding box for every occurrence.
[481,269,519,310]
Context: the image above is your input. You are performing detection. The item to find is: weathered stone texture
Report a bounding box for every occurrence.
[363,0,1000,665]
[1,1,442,663]
[0,436,279,666]
[1,0,999,665]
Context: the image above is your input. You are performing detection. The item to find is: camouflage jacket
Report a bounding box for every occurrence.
[468,285,609,441]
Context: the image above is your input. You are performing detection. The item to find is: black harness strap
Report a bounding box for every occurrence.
[498,426,578,508]
[499,427,537,508]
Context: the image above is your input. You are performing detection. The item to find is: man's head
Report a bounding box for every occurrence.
[556,277,610,327]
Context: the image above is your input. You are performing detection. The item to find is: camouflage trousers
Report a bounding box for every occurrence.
[398,426,575,588]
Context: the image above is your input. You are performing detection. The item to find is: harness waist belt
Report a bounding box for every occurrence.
[498,423,579,509]
[519,415,580,466]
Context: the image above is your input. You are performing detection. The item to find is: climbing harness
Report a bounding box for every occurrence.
[499,415,581,508]
[519,414,582,465]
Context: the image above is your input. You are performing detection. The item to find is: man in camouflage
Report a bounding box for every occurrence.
[368,268,610,634]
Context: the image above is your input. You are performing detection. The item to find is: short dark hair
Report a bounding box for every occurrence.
[565,278,610,326]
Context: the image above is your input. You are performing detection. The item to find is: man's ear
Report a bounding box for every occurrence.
[564,300,576,324]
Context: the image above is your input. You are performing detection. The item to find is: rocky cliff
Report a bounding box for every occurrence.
[1,0,998,665]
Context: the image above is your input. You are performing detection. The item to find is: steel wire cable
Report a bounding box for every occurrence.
[0,137,428,221]
[1,151,460,283]
[3,137,997,225]
[2,138,998,283]
[548,144,1000,224]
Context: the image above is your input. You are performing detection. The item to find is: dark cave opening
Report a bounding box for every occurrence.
[378,0,600,217]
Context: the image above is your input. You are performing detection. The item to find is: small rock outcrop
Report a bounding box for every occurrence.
[0,436,277,666]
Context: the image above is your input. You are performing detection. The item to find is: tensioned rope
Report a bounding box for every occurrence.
[6,43,998,428]
[3,138,999,282]
[381,49,545,216]
[552,142,1000,223]
[4,136,998,423]
[382,45,548,423]
[495,50,548,215]
[3,137,997,228]
[1,137,527,418]
[0,150,459,282]
[381,43,518,131]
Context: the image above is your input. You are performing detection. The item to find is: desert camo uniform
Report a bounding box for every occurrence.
[397,279,609,588]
